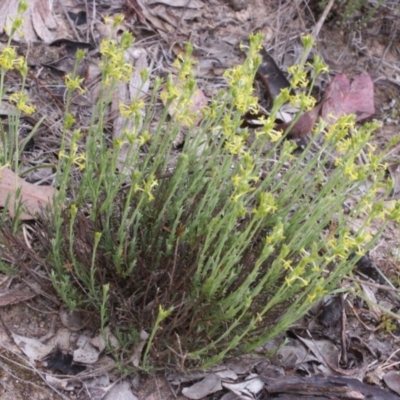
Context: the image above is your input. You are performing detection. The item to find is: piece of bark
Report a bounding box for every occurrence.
[262,375,398,400]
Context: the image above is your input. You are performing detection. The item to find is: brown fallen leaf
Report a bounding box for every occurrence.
[275,100,326,139]
[256,48,294,108]
[0,167,56,220]
[275,71,375,139]
[321,71,375,123]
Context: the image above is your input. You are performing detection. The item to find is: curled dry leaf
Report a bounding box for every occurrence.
[0,167,57,220]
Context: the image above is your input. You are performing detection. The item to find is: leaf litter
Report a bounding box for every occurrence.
[1,0,400,399]
[0,167,56,220]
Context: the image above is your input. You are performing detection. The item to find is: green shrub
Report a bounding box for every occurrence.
[1,9,399,369]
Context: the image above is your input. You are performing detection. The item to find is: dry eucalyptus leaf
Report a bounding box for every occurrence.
[321,72,375,123]
[0,0,68,42]
[130,330,149,367]
[383,371,400,396]
[222,375,264,398]
[0,167,56,220]
[0,286,36,306]
[11,332,53,362]
[182,374,223,399]
[103,382,138,400]
[60,308,85,331]
[74,335,100,364]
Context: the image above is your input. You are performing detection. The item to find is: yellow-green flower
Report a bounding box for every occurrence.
[0,47,18,70]
[138,131,151,146]
[65,74,86,94]
[225,135,246,155]
[135,175,158,201]
[265,220,285,243]
[64,113,76,129]
[253,192,278,218]
[309,55,329,75]
[287,65,309,89]
[9,91,35,114]
[99,36,134,84]
[268,129,283,143]
[119,99,145,118]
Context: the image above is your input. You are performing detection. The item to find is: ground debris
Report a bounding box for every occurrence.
[261,375,399,399]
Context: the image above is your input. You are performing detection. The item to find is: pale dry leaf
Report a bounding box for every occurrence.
[383,371,400,396]
[182,374,223,399]
[274,343,309,368]
[78,387,109,400]
[151,3,202,28]
[30,0,59,42]
[11,332,53,362]
[0,0,68,42]
[361,283,381,319]
[136,0,173,33]
[0,286,36,306]
[103,381,138,400]
[0,0,21,37]
[90,327,119,352]
[130,329,149,367]
[296,337,339,369]
[388,163,400,197]
[0,325,22,355]
[0,167,57,220]
[221,375,264,399]
[0,168,56,220]
[74,335,100,364]
[45,375,78,391]
[78,376,112,400]
[46,328,74,351]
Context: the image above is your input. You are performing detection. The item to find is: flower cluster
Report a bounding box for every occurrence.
[223,33,262,113]
[65,74,86,94]
[134,174,158,201]
[160,44,201,127]
[59,130,86,170]
[119,99,145,118]
[4,0,28,38]
[287,64,309,89]
[0,48,21,71]
[9,91,35,114]
[99,27,134,85]
[231,159,258,203]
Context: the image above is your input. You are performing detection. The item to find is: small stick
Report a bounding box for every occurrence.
[340,294,348,366]
[303,0,336,62]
